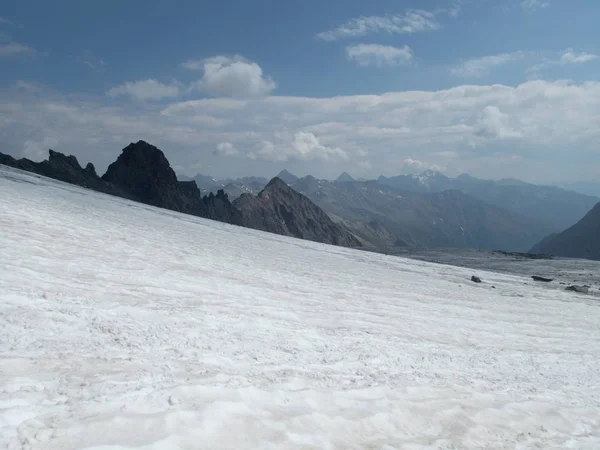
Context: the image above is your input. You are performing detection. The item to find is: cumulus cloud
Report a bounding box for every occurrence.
[184,55,276,98]
[0,41,35,57]
[107,79,181,101]
[451,52,525,78]
[346,44,413,67]
[248,132,347,162]
[213,141,238,156]
[475,106,522,139]
[3,79,600,181]
[316,10,440,41]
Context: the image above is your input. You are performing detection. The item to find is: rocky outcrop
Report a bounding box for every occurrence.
[0,142,242,226]
[0,149,125,196]
[233,177,362,248]
[531,202,600,261]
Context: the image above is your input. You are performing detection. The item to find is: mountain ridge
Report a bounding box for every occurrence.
[531,202,600,260]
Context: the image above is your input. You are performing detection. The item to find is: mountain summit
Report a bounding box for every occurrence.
[233,177,361,248]
[276,169,299,185]
[336,172,355,182]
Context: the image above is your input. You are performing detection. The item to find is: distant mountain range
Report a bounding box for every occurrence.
[3,143,599,258]
[195,169,598,232]
[377,171,598,231]
[189,168,597,253]
[292,176,555,253]
[531,202,600,261]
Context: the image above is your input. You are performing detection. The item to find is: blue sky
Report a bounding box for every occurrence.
[1,0,599,182]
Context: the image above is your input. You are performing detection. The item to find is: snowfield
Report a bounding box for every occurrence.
[1,166,599,450]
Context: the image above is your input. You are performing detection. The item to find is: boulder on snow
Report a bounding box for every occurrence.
[471,276,482,283]
[532,275,553,282]
[565,285,589,294]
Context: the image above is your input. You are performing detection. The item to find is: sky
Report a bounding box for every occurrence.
[0,0,599,183]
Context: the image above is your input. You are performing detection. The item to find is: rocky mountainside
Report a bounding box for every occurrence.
[233,177,362,248]
[1,141,242,225]
[0,150,127,197]
[293,177,555,252]
[378,171,598,230]
[531,202,600,260]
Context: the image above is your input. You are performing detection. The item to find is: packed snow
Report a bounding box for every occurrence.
[1,166,599,449]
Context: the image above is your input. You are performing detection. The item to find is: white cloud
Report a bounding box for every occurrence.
[0,17,14,26]
[316,10,440,41]
[214,141,238,156]
[184,55,276,98]
[4,79,600,181]
[559,48,598,64]
[521,0,550,11]
[107,79,181,101]
[346,44,413,67]
[248,133,347,162]
[451,51,525,78]
[475,106,522,139]
[526,48,598,78]
[0,41,35,57]
[402,158,444,173]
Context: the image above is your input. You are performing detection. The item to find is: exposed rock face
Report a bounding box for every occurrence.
[102,141,187,210]
[531,202,600,261]
[0,142,242,226]
[101,141,243,224]
[233,177,362,248]
[0,149,124,196]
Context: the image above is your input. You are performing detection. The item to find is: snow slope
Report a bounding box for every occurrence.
[1,166,599,449]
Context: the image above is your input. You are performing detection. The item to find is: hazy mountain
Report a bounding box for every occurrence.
[293,177,555,252]
[277,169,299,185]
[336,172,355,182]
[531,202,600,260]
[191,173,224,191]
[379,170,598,230]
[558,182,600,198]
[233,177,361,248]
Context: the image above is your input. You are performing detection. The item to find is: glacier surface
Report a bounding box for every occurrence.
[1,166,599,449]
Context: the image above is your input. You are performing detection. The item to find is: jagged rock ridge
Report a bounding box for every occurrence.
[233,177,362,248]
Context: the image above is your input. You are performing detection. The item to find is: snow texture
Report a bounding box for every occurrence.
[1,166,599,449]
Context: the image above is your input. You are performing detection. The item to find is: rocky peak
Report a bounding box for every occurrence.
[103,140,178,186]
[85,162,97,176]
[47,149,82,170]
[276,169,299,185]
[336,172,355,182]
[263,176,288,191]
